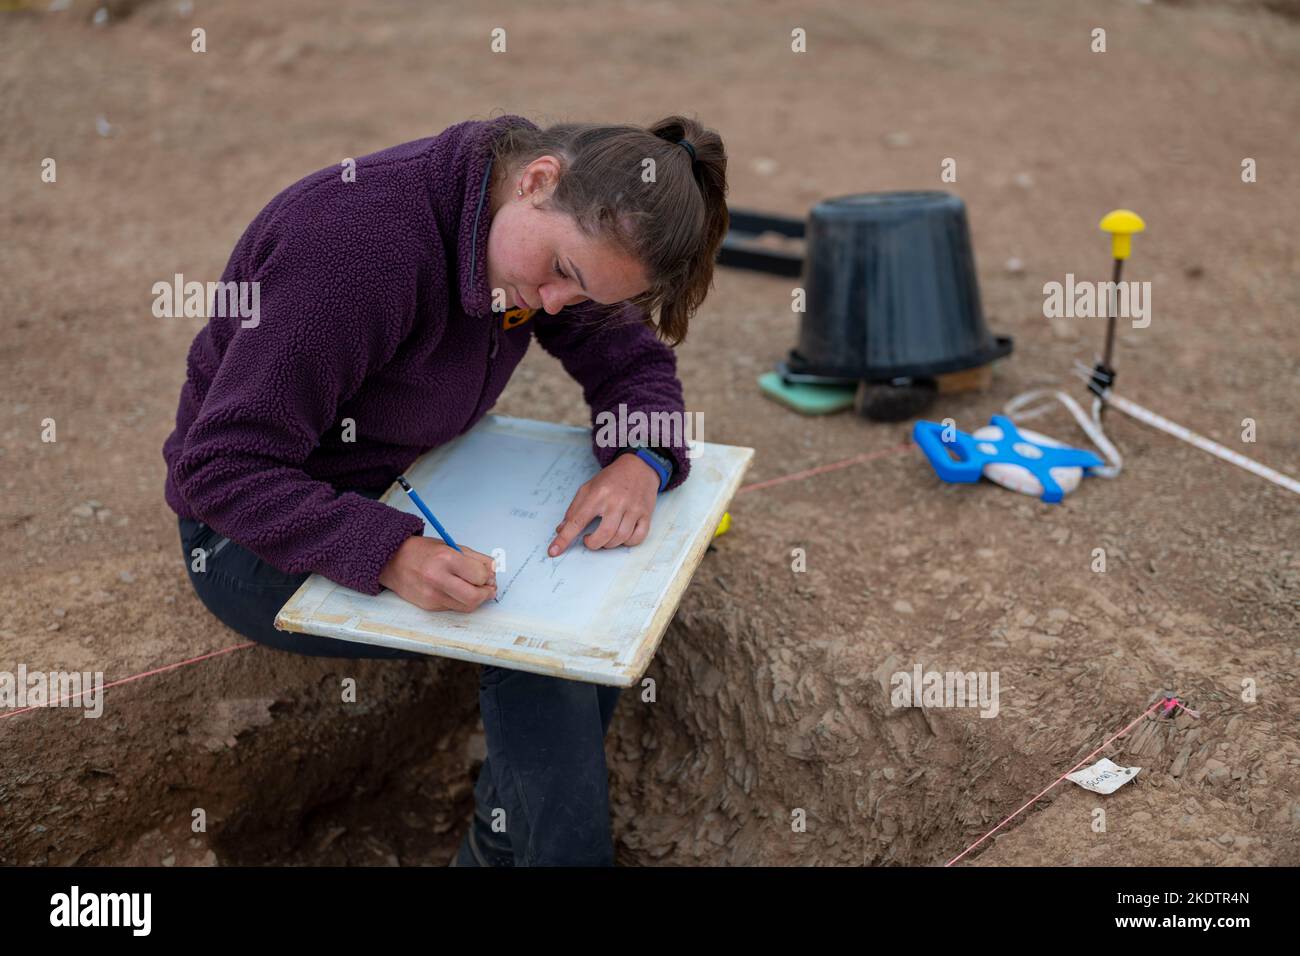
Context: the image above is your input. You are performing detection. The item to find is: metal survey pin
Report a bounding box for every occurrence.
[1089,209,1146,406]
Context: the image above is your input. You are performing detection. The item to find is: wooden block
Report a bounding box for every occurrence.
[936,364,993,394]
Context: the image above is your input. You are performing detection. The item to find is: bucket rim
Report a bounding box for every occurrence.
[814,190,961,211]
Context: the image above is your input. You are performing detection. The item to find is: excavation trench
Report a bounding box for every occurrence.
[213,614,1026,867]
[2,583,1213,867]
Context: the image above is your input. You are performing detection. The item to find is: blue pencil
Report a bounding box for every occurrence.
[396,476,462,552]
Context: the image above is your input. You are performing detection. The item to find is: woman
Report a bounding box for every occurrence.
[162,113,729,866]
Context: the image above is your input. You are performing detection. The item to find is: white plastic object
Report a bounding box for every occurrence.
[971,424,1084,498]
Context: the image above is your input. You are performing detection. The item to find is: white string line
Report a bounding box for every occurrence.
[1004,365,1300,496]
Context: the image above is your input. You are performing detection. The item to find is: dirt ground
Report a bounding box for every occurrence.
[1,0,1297,867]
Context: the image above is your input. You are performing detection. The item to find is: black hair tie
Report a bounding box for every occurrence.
[676,138,697,164]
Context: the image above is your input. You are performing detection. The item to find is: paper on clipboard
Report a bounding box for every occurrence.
[274,414,753,686]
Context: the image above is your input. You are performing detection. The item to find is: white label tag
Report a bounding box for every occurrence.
[1066,757,1141,795]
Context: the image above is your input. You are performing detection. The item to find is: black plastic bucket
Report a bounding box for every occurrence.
[784,191,1012,383]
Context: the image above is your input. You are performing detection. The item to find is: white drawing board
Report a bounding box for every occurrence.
[274,414,753,686]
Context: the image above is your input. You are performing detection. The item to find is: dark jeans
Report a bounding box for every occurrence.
[177,497,621,866]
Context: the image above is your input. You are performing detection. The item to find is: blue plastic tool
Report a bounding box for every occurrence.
[912,415,1104,503]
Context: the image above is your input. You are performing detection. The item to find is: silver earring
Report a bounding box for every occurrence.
[517,188,523,196]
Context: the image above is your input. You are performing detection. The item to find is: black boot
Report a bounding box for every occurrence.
[449,809,515,867]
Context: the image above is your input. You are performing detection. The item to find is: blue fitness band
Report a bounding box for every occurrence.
[628,447,672,492]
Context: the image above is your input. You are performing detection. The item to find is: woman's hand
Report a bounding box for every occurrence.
[378,536,498,612]
[549,452,660,557]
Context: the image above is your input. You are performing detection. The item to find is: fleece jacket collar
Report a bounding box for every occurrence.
[445,113,540,318]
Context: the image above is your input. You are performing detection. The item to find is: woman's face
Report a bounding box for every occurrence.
[485,155,650,315]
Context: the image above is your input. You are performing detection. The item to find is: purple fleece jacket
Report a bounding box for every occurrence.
[163,114,692,596]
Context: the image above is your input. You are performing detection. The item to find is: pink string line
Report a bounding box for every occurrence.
[945,696,1193,866]
[5,443,917,722]
[0,642,254,720]
[738,442,912,494]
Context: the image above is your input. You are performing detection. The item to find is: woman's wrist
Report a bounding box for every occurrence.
[618,445,672,492]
